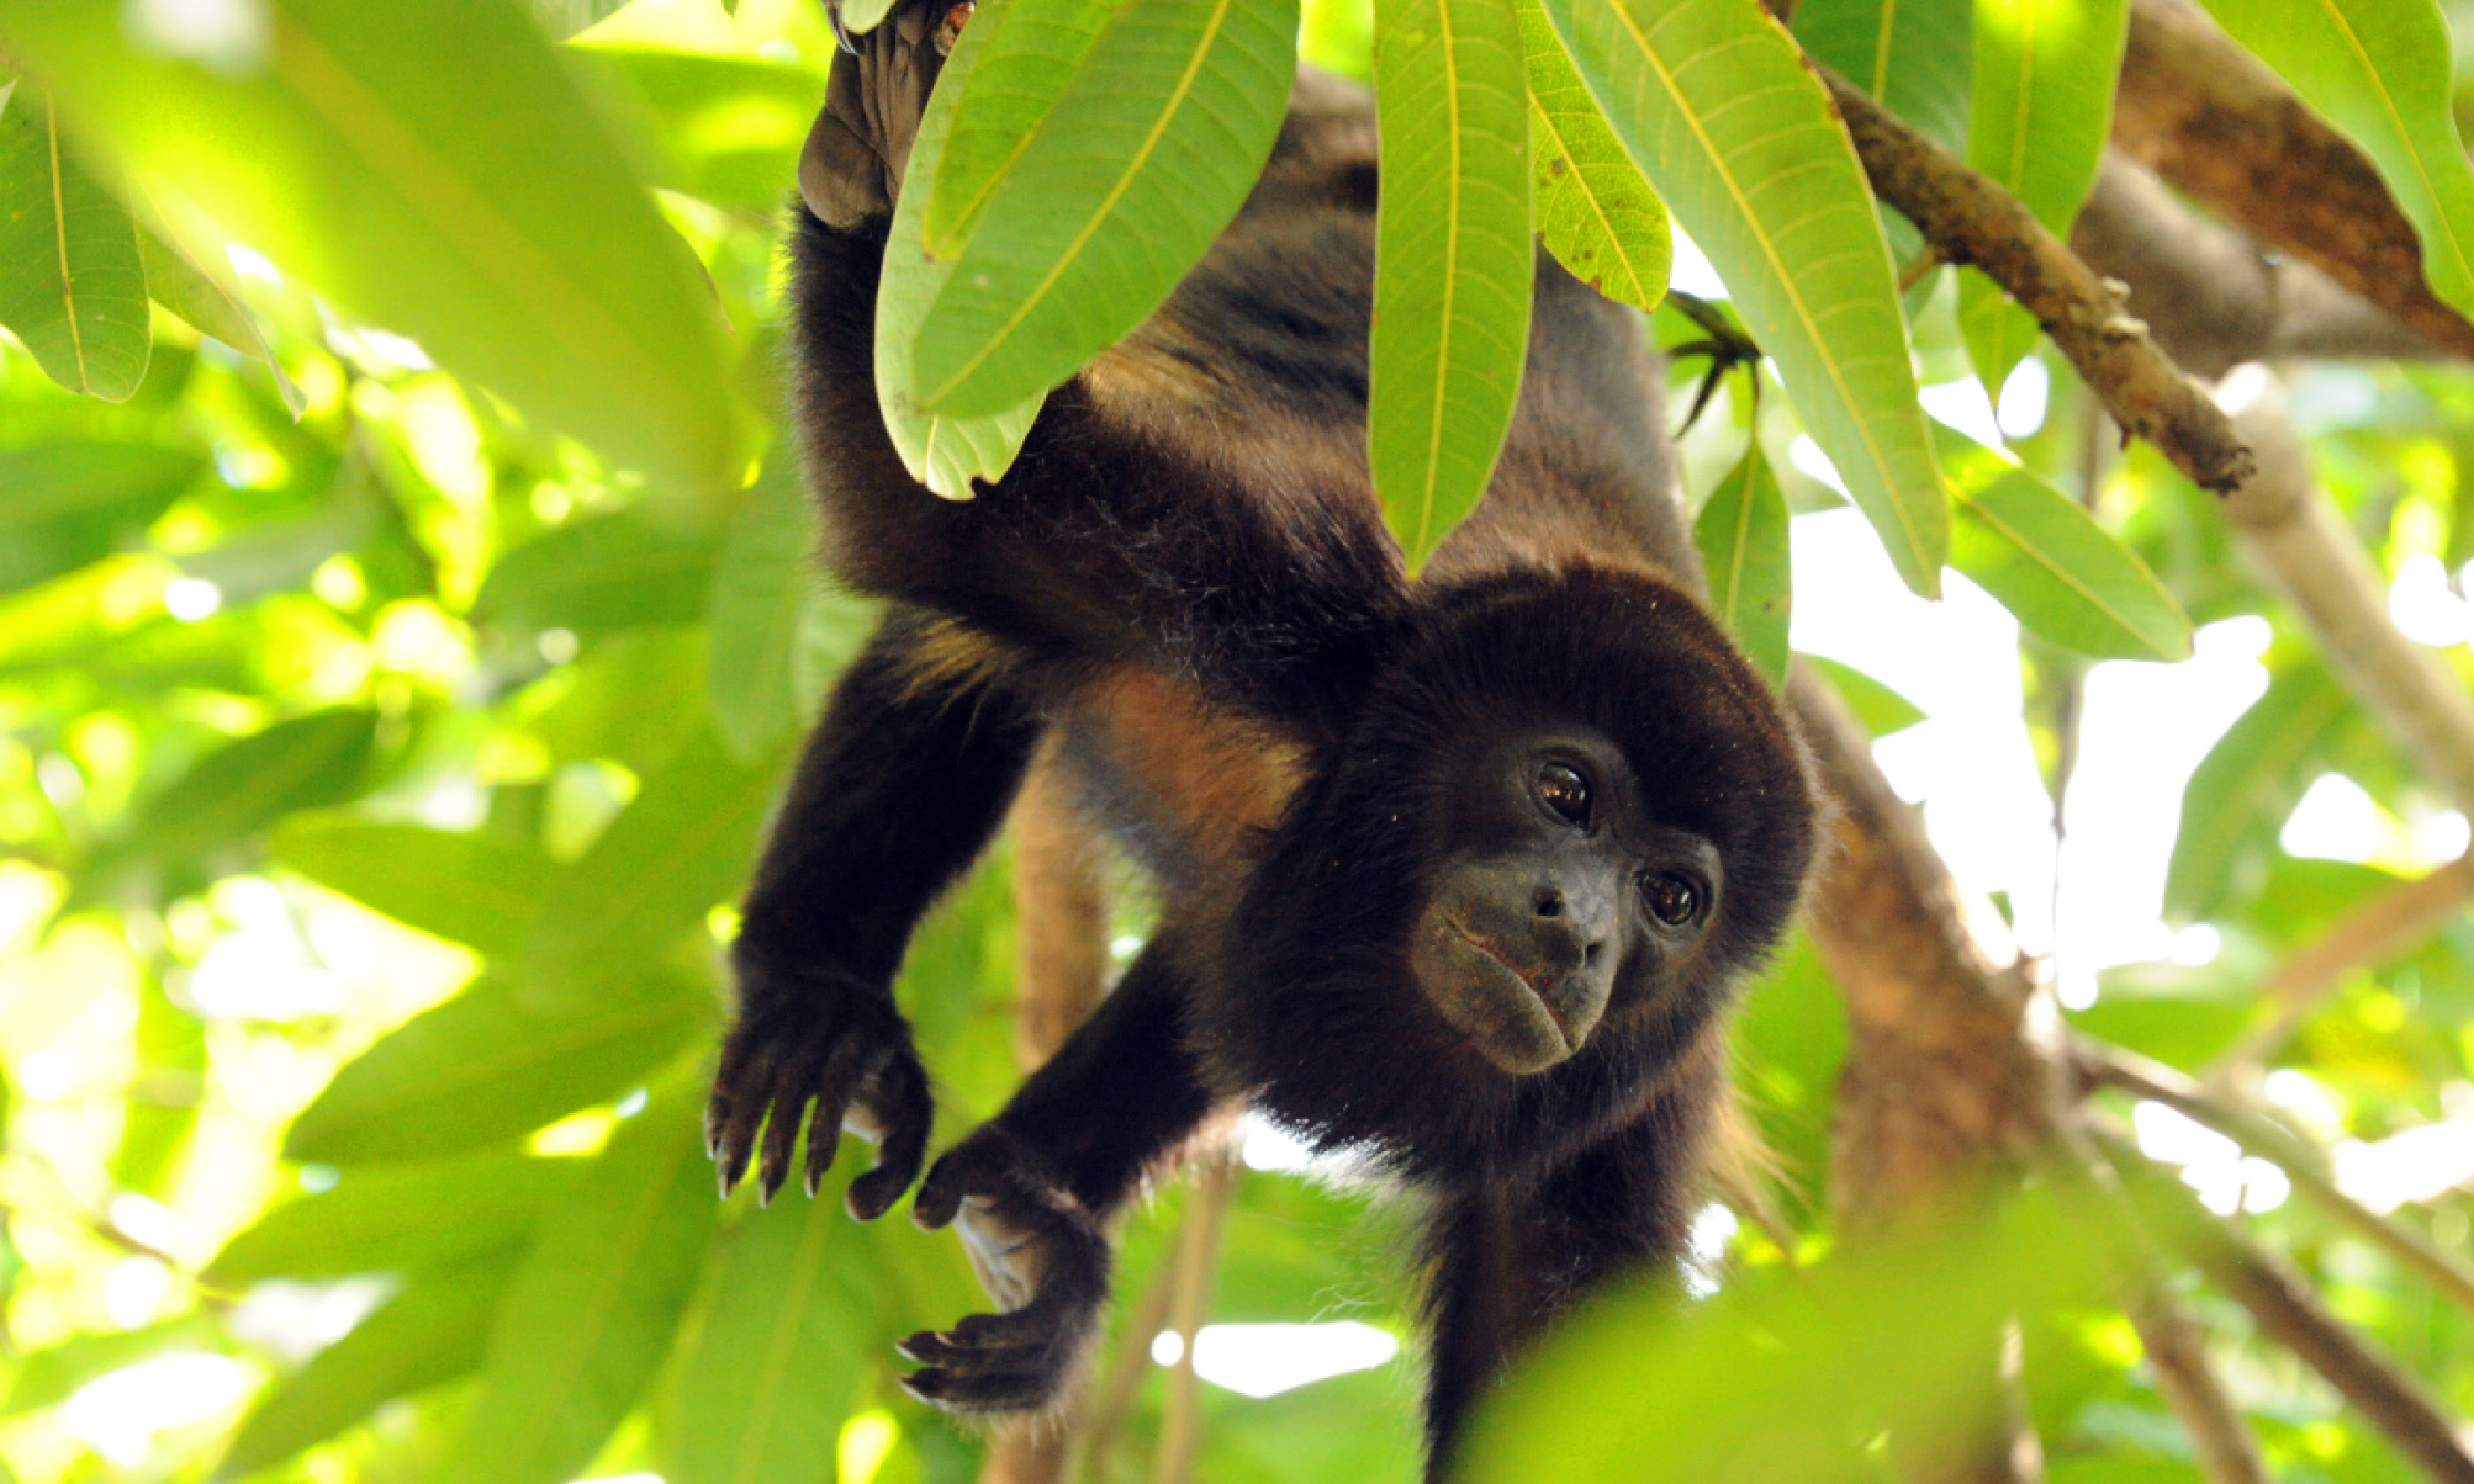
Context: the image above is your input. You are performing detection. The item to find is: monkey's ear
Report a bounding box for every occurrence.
[801,106,892,230]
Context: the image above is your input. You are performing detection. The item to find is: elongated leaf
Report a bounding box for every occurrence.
[875,7,1045,496]
[273,818,558,958]
[666,1186,877,1484]
[2197,0,2474,322]
[4,1,740,492]
[2166,662,2351,919]
[570,49,823,216]
[116,979,204,1197]
[134,225,306,415]
[1960,0,2124,390]
[924,0,1118,255]
[473,510,725,637]
[1801,654,1924,735]
[0,1316,220,1419]
[208,1150,578,1284]
[706,458,817,765]
[439,1084,717,1484]
[520,724,783,1008]
[285,971,712,1164]
[1539,0,1947,596]
[221,1262,513,1479]
[0,443,205,595]
[1372,0,1532,569]
[1518,0,1669,313]
[85,708,379,894]
[1937,427,2189,661]
[1792,0,1970,155]
[0,85,150,401]
[1692,441,1790,686]
[908,0,1300,417]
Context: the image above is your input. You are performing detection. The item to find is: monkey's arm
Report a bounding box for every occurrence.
[898,938,1218,1411]
[709,610,1042,1208]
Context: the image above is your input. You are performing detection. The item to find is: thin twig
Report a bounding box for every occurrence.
[1819,70,2255,495]
[1070,1260,1181,1483]
[2078,1041,2474,1320]
[1153,1148,1240,1484]
[2128,1287,2273,1484]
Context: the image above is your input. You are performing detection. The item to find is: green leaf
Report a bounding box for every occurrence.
[438,1082,717,1484]
[284,971,712,1164]
[666,1190,877,1484]
[1691,440,1790,687]
[706,458,818,765]
[207,1151,580,1284]
[0,84,150,401]
[907,0,1301,417]
[1539,0,1948,596]
[134,225,306,415]
[0,1316,220,1419]
[1960,0,2124,390]
[1937,427,2189,662]
[922,0,1117,256]
[571,49,823,216]
[1792,0,1971,155]
[273,818,559,958]
[220,1262,514,1479]
[519,724,784,1009]
[3,0,740,492]
[85,708,379,893]
[2195,0,2474,323]
[0,443,205,596]
[1371,0,1533,570]
[116,978,205,1196]
[473,510,725,637]
[533,0,635,40]
[1800,654,1924,735]
[1518,0,1669,314]
[874,9,1044,496]
[2165,662,2351,920]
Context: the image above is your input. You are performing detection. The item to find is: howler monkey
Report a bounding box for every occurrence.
[704,3,1818,1472]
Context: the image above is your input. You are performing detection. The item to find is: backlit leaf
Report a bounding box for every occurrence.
[0,443,205,595]
[1538,0,1948,595]
[706,458,818,764]
[3,0,740,491]
[1792,0,1971,154]
[1518,0,1669,314]
[1692,440,1790,687]
[0,84,149,401]
[273,817,559,958]
[2166,662,2351,920]
[208,1150,579,1284]
[1938,426,2189,662]
[2196,0,2474,322]
[134,225,306,414]
[473,510,726,637]
[923,0,1116,256]
[1371,0,1532,569]
[907,0,1299,417]
[1960,0,2126,390]
[438,1081,717,1484]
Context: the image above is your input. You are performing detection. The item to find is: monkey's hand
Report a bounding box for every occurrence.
[706,960,932,1215]
[899,1124,1112,1413]
[801,0,975,230]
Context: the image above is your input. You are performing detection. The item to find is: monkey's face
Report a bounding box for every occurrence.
[1406,730,1723,1075]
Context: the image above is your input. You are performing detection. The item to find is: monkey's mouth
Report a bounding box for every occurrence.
[1409,917,1587,1076]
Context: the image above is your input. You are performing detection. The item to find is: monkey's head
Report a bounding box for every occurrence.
[1213,564,1816,1175]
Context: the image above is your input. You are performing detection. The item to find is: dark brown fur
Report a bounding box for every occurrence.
[706,23,1815,1479]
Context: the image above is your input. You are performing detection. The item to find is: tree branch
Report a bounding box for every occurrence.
[2069,154,2443,380]
[2127,1286,2273,1484]
[1821,70,2255,495]
[1154,1148,1240,1484]
[2112,0,2474,363]
[2079,1041,2474,1320]
[2217,371,2474,816]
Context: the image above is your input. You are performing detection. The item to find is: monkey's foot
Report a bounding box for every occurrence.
[800,0,977,229]
[901,1125,1110,1412]
[705,967,931,1214]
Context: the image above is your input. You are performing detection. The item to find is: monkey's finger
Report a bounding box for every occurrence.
[911,1146,983,1230]
[847,1050,930,1220]
[800,1037,880,1200]
[755,1045,831,1206]
[900,1363,1060,1412]
[712,1050,783,1199]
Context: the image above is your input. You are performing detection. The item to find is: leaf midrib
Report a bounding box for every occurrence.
[2299,0,2474,297]
[43,95,90,391]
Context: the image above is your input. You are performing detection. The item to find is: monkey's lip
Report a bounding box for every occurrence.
[1448,922,1575,1054]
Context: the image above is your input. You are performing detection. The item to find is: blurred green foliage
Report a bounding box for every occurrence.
[2,0,2474,1483]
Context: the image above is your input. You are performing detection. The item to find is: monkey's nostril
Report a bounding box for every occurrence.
[1534,887,1563,919]
[1582,942,1602,966]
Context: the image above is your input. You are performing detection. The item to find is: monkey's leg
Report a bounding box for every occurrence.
[710,609,1041,1210]
[1419,1071,1717,1478]
[899,939,1218,1413]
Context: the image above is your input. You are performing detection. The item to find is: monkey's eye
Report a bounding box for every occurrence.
[1643,873,1701,927]
[1537,762,1591,826]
